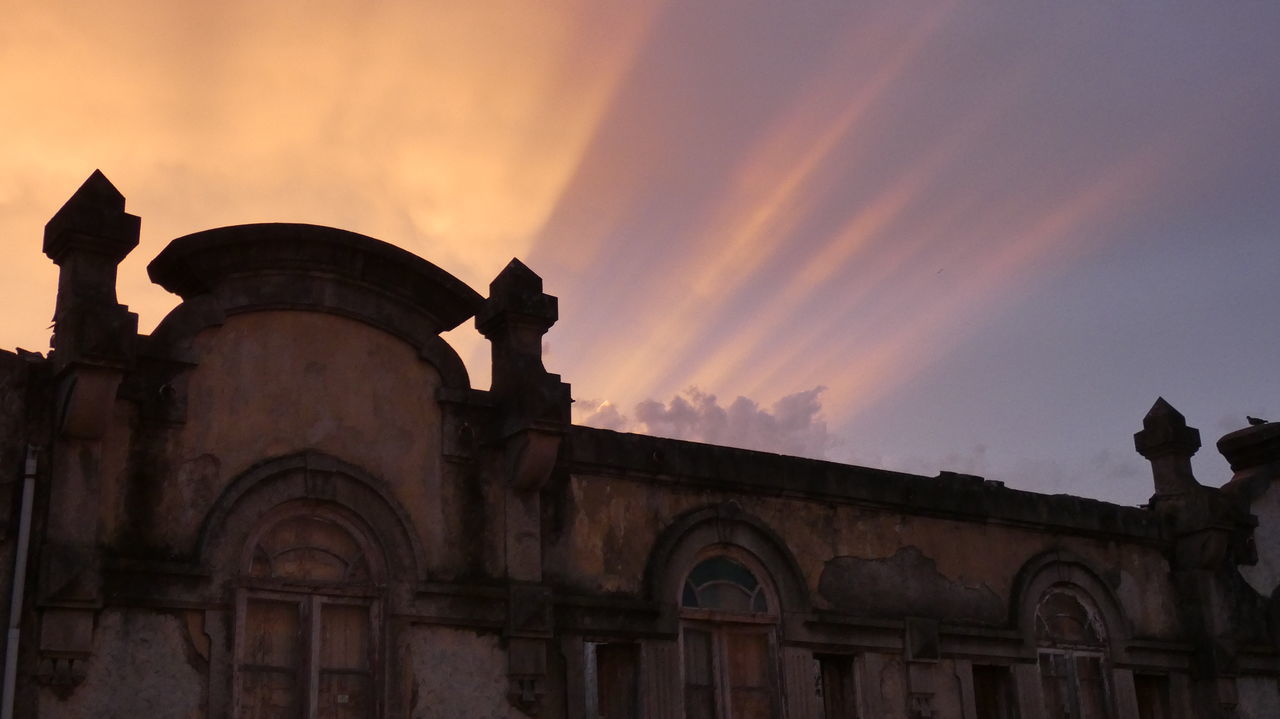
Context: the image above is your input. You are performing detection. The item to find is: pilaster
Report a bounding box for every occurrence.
[36,171,139,693]
[477,258,571,715]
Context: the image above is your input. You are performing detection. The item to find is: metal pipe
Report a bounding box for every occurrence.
[1,446,38,719]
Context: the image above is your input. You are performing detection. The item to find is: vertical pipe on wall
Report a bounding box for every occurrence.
[1,446,38,719]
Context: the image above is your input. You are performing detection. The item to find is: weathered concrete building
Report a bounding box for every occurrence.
[1,172,1277,718]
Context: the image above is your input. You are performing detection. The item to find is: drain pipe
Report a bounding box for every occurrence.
[1,446,37,719]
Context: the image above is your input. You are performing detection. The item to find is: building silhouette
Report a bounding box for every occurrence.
[1,172,1277,718]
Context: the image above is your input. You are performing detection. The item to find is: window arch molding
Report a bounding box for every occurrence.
[240,499,387,586]
[199,451,425,587]
[646,503,810,631]
[1014,552,1132,719]
[1011,551,1130,656]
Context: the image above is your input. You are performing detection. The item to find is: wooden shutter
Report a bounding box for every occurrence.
[241,599,304,719]
[726,631,773,719]
[683,629,717,719]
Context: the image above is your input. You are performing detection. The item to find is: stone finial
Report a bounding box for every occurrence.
[1134,397,1201,496]
[44,170,140,268]
[43,171,140,367]
[476,259,559,395]
[477,259,558,335]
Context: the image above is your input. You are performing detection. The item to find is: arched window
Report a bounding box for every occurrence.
[680,552,779,719]
[234,506,383,719]
[1035,585,1113,719]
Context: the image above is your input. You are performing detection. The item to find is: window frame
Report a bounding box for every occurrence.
[969,663,1015,719]
[677,547,782,719]
[1033,584,1116,719]
[231,504,386,719]
[584,640,641,719]
[817,654,860,719]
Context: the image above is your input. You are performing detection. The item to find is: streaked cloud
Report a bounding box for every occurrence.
[2,1,1277,503]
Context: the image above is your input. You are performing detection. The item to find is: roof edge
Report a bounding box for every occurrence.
[147,223,483,332]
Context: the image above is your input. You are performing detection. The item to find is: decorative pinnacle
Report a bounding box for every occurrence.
[491,258,543,297]
[43,170,140,265]
[1135,397,1201,460]
[476,258,558,338]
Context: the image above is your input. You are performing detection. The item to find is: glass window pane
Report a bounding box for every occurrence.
[688,557,758,590]
[683,557,768,612]
[683,580,700,608]
[699,583,755,613]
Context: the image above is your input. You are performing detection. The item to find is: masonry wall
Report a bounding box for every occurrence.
[548,469,1183,639]
[106,311,445,563]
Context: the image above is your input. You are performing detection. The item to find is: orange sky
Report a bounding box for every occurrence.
[3,2,1278,504]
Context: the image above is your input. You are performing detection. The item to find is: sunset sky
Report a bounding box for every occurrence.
[2,1,1277,505]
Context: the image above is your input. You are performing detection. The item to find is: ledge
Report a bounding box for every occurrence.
[566,425,1164,542]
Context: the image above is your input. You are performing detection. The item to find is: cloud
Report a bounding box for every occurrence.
[572,398,629,432]
[574,386,835,459]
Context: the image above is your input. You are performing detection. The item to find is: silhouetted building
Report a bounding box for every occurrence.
[1,172,1277,718]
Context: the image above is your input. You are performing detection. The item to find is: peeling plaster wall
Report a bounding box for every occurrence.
[1240,484,1280,598]
[143,311,444,562]
[1236,675,1280,719]
[406,626,523,719]
[820,547,1004,623]
[37,609,205,719]
[553,472,1183,638]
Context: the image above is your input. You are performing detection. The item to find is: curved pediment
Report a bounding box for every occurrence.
[144,223,480,386]
[148,223,482,332]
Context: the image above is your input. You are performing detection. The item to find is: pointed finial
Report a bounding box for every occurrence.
[1135,397,1201,496]
[476,257,561,399]
[477,257,558,340]
[491,258,543,296]
[1136,397,1200,456]
[1142,396,1183,426]
[69,170,125,209]
[43,170,140,265]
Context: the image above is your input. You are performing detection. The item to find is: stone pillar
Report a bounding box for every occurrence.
[476,259,571,716]
[1135,399,1253,719]
[36,171,139,692]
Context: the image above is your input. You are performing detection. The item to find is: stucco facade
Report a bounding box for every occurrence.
[1,172,1277,718]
